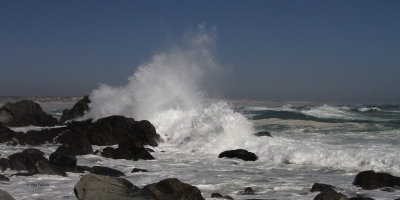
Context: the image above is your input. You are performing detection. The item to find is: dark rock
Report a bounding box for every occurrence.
[90,166,125,177]
[0,124,16,143]
[74,173,155,200]
[60,96,90,123]
[353,170,400,190]
[49,152,77,167]
[93,150,100,154]
[10,172,35,176]
[101,138,154,161]
[349,197,374,200]
[55,136,93,156]
[132,168,149,173]
[144,178,205,200]
[313,188,348,200]
[211,193,234,199]
[62,165,92,173]
[254,131,272,137]
[14,128,66,146]
[0,174,9,181]
[218,149,258,161]
[0,189,16,200]
[0,158,10,171]
[240,187,254,195]
[310,183,335,192]
[0,100,58,127]
[8,148,66,176]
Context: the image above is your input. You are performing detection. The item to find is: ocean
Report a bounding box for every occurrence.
[1,97,400,199]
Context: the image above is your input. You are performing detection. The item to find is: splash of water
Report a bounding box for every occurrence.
[83,26,255,153]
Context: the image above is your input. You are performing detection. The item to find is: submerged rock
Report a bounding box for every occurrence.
[218,149,258,161]
[60,96,90,123]
[239,187,254,195]
[144,178,205,200]
[0,100,58,127]
[254,131,272,137]
[132,168,149,173]
[353,170,400,190]
[74,173,155,200]
[90,166,125,177]
[211,193,233,199]
[101,137,154,161]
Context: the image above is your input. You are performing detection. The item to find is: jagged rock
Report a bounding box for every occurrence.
[310,183,335,192]
[60,96,90,123]
[0,100,58,127]
[90,166,125,177]
[313,188,348,200]
[0,158,10,171]
[144,178,205,200]
[218,149,258,161]
[0,189,15,200]
[74,173,155,200]
[49,152,77,168]
[239,187,254,195]
[8,148,66,176]
[55,136,93,156]
[353,170,400,190]
[101,138,154,161]
[0,174,9,181]
[132,168,149,173]
[254,131,272,137]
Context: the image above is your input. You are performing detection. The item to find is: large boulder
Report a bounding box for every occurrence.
[310,183,335,192]
[74,173,155,200]
[218,149,258,161]
[60,96,90,123]
[55,136,93,156]
[0,124,16,143]
[0,100,58,127]
[254,131,272,137]
[144,178,205,200]
[353,170,400,190]
[0,189,15,200]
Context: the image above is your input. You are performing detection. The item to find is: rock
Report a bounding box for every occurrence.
[239,187,254,195]
[132,168,149,173]
[15,128,64,145]
[211,193,233,199]
[0,100,58,127]
[60,96,90,123]
[0,189,15,200]
[55,136,93,156]
[49,152,77,168]
[254,131,272,137]
[144,178,205,200]
[218,149,258,161]
[0,158,10,171]
[8,148,66,176]
[90,166,125,177]
[101,138,154,161]
[74,173,155,200]
[353,170,400,190]
[34,160,67,176]
[310,183,335,192]
[349,197,374,200]
[0,174,9,181]
[0,124,16,143]
[314,188,348,200]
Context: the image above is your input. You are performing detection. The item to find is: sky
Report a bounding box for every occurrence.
[1,0,399,104]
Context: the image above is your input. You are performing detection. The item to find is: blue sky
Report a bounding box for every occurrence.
[1,0,399,103]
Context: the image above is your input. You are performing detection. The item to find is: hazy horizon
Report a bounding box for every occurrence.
[1,1,399,104]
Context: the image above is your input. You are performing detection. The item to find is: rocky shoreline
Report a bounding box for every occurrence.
[1,97,400,199]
